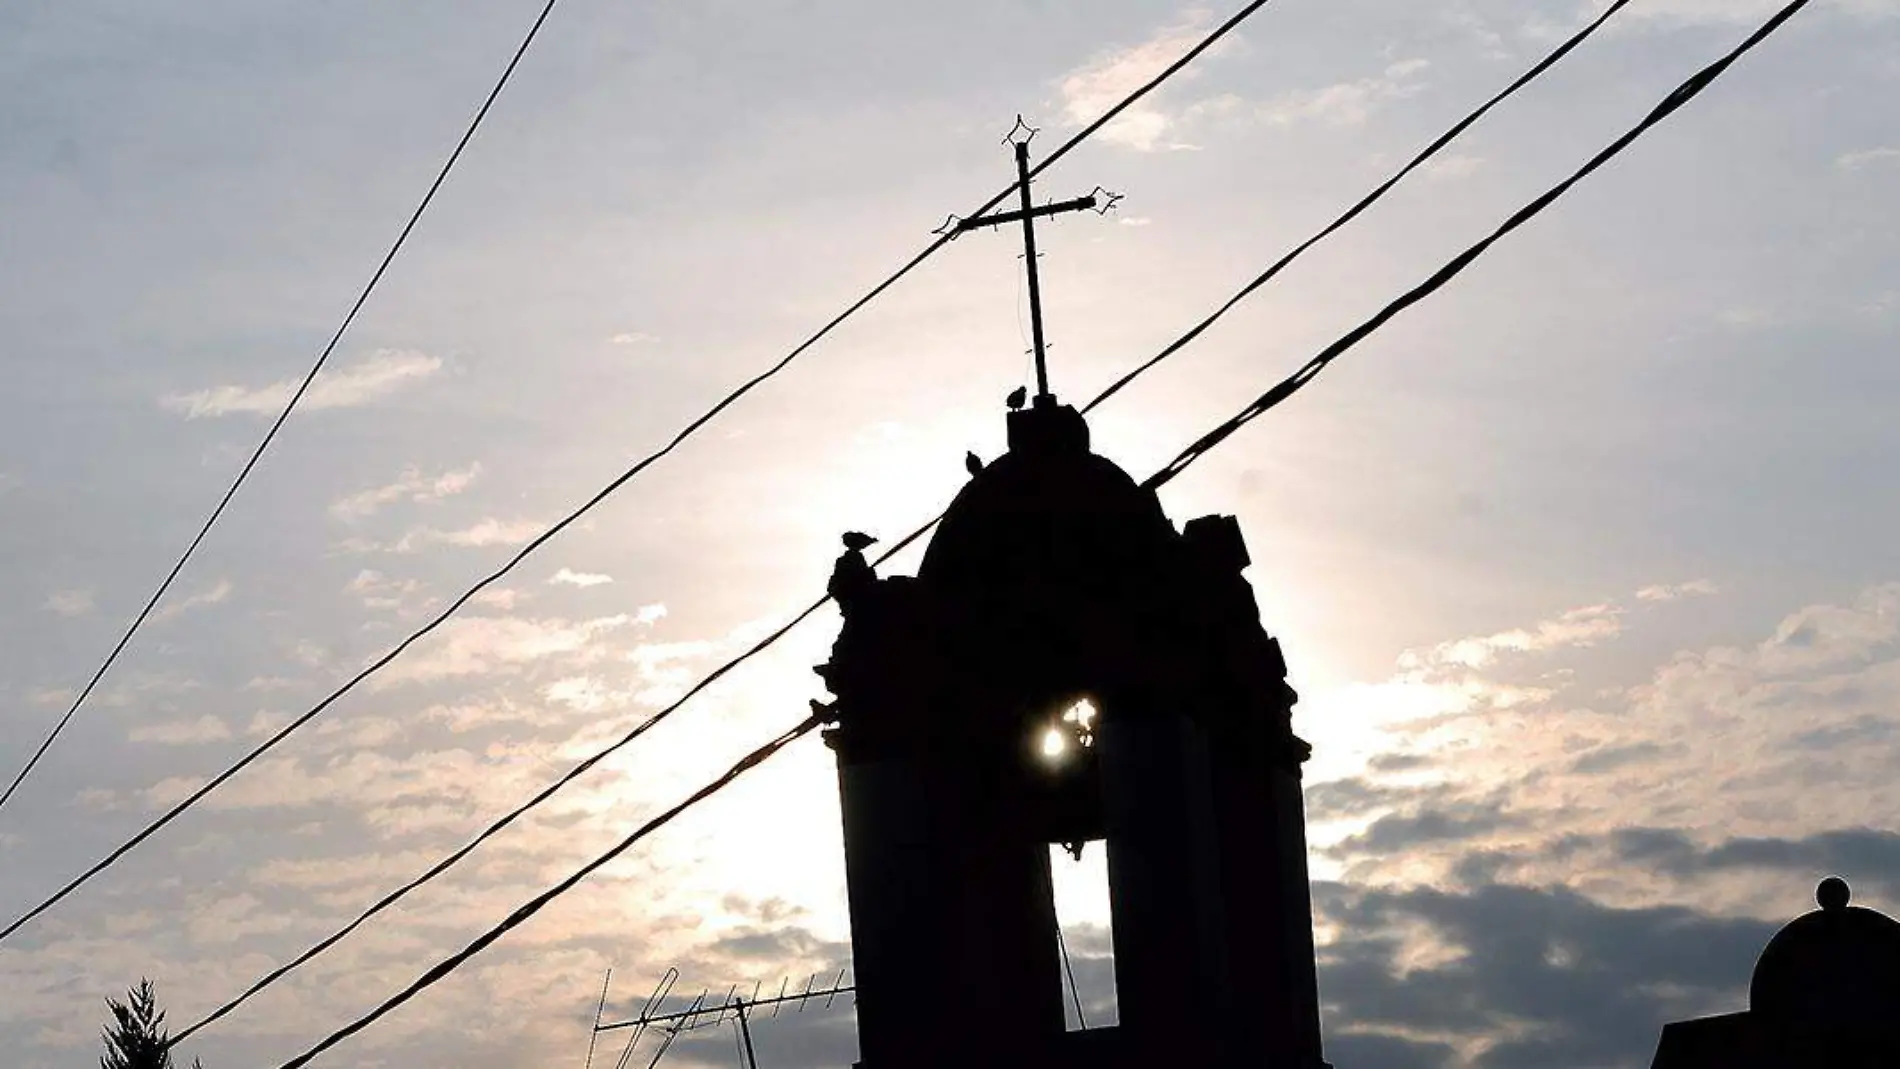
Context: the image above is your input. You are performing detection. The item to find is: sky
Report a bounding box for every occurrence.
[2,0,1899,1066]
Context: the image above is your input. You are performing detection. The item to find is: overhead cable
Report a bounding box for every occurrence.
[245,3,1810,1060]
[0,0,1280,947]
[1082,0,1632,415]
[269,714,824,1069]
[174,0,1647,1028]
[0,0,573,816]
[1144,0,1812,490]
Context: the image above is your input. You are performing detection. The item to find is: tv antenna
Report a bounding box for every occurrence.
[589,967,855,1069]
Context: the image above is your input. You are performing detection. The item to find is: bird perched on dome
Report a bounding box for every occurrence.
[1006,386,1028,410]
[965,451,984,477]
[830,532,878,612]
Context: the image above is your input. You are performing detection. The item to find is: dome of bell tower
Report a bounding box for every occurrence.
[919,397,1178,605]
[1749,878,1900,1026]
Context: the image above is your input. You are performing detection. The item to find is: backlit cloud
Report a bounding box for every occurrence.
[128,715,233,745]
[1057,8,1226,151]
[43,588,93,617]
[1402,602,1624,670]
[151,578,234,623]
[375,613,637,685]
[1258,59,1431,128]
[1635,579,1721,602]
[331,464,481,522]
[159,349,442,419]
[346,569,427,614]
[343,519,546,554]
[1838,146,1900,170]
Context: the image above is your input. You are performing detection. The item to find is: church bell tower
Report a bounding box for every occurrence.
[815,393,1330,1069]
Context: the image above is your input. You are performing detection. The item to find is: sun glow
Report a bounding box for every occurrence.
[1062,698,1098,732]
[1039,698,1100,764]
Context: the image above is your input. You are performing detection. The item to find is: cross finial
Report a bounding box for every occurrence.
[953,120,1120,403]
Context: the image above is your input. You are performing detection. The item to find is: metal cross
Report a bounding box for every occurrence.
[954,127,1116,402]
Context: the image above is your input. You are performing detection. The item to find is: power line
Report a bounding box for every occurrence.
[241,4,1810,1060]
[170,518,942,1044]
[1145,0,1813,492]
[269,714,824,1069]
[0,0,1278,946]
[166,596,832,1045]
[1081,0,1631,415]
[0,0,571,816]
[170,0,1640,1028]
[1056,925,1089,1030]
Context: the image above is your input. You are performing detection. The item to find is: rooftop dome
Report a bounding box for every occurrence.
[918,400,1176,598]
[1749,878,1900,1025]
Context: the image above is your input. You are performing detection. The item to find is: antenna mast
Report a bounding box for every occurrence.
[593,969,856,1069]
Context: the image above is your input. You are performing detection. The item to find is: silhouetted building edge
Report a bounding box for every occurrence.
[817,397,1330,1069]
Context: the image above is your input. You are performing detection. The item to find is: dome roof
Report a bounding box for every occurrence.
[1750,878,1900,1025]
[917,401,1176,598]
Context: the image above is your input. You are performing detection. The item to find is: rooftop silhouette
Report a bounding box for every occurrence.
[1653,878,1900,1068]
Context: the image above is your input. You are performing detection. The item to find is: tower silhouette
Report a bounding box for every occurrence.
[816,395,1329,1068]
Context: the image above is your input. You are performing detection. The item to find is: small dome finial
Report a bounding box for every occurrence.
[1818,876,1851,911]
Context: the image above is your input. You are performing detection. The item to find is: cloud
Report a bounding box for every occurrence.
[1608,826,1900,901]
[1568,740,1673,775]
[128,715,233,745]
[244,675,302,691]
[159,349,442,419]
[245,710,291,737]
[346,569,427,614]
[25,686,74,706]
[398,518,542,552]
[1596,0,1900,28]
[345,518,544,554]
[1444,1,1509,58]
[1314,879,1780,1069]
[1424,153,1486,181]
[1325,1032,1458,1069]
[549,568,613,588]
[1403,602,1623,670]
[376,614,638,685]
[610,331,657,346]
[185,892,303,945]
[311,713,407,751]
[542,675,627,714]
[1318,581,1900,894]
[1837,146,1900,171]
[626,637,721,706]
[1056,8,1229,151]
[72,786,122,811]
[43,588,93,617]
[1259,59,1431,128]
[330,464,481,521]
[1309,776,1467,824]
[1635,579,1720,602]
[252,849,441,891]
[1329,799,1523,855]
[151,578,233,623]
[472,587,525,611]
